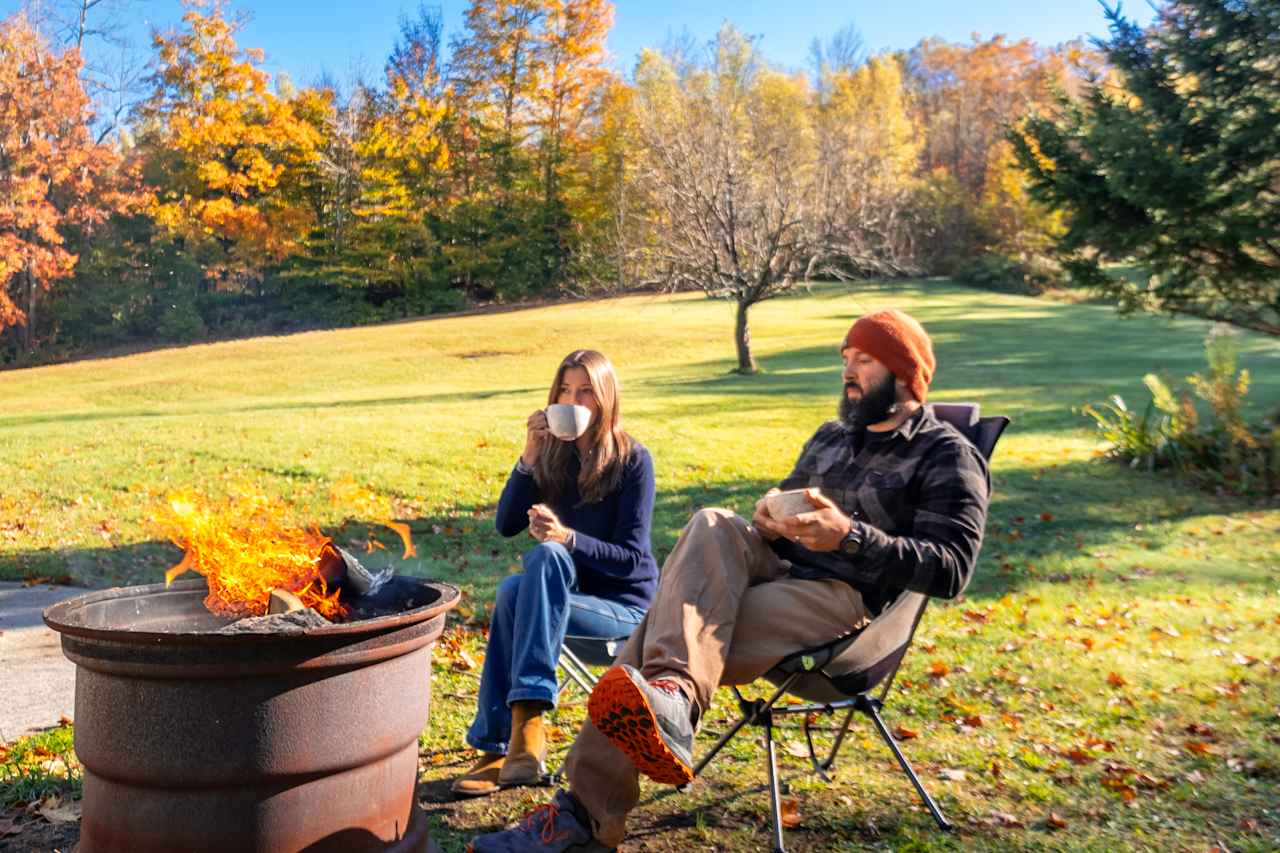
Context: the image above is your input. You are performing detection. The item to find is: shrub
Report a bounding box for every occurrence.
[956,252,1065,296]
[1082,325,1278,498]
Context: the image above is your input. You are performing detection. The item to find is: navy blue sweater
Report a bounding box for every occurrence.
[494,443,658,610]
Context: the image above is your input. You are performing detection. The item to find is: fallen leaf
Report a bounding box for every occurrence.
[779,797,802,829]
[938,768,967,781]
[1185,741,1214,756]
[1106,672,1129,688]
[1046,812,1068,830]
[1039,512,1054,522]
[1065,748,1096,765]
[784,741,809,759]
[57,715,73,728]
[37,796,80,824]
[990,810,1025,828]
[892,725,919,740]
[928,661,951,679]
[1185,722,1216,738]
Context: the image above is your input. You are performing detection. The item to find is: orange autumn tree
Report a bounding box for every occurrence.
[903,35,1069,271]
[0,13,143,351]
[140,1,327,288]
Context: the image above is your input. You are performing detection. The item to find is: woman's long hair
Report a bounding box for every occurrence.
[533,350,633,506]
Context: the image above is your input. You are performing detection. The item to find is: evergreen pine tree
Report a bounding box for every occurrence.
[1011,0,1280,335]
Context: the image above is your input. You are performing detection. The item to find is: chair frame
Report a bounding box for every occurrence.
[687,403,1009,853]
[556,633,629,699]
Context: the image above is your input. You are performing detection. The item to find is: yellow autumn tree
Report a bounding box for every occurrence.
[814,55,921,273]
[141,1,326,287]
[342,7,453,294]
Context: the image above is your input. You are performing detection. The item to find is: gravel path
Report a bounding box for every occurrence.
[0,582,92,743]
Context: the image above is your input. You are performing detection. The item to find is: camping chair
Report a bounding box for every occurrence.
[557,633,629,699]
[688,402,1009,853]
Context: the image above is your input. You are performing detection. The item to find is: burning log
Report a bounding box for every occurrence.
[268,588,305,614]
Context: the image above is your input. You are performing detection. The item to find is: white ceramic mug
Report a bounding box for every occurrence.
[765,488,816,520]
[545,404,593,440]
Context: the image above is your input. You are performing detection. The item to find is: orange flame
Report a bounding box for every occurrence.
[328,479,418,559]
[151,485,346,620]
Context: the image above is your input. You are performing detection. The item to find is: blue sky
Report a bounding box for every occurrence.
[7,0,1157,85]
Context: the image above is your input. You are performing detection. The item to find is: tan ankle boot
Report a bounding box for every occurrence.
[498,700,547,787]
[451,752,505,798]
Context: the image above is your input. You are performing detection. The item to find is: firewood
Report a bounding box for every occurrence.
[268,588,305,614]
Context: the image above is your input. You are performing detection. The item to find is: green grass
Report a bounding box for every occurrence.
[2,279,1278,851]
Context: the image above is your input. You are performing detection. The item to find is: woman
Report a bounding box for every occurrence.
[453,350,658,796]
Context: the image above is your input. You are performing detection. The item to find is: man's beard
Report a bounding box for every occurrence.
[839,373,898,430]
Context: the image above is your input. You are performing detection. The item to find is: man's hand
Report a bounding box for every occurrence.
[528,503,572,545]
[775,489,852,552]
[751,488,785,541]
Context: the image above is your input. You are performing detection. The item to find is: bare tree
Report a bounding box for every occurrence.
[625,24,924,373]
[625,26,831,373]
[22,0,150,143]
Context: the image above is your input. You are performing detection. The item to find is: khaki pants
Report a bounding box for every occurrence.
[563,508,871,847]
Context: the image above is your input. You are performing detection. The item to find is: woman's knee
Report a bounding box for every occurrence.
[521,542,575,585]
[494,574,523,616]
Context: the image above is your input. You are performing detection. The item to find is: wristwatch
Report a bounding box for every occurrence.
[838,521,864,557]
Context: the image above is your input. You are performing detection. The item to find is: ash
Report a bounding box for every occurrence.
[216,608,331,634]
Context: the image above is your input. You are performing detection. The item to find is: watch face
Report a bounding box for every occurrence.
[840,531,860,556]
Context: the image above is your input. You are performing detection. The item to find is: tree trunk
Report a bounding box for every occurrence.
[734,297,757,374]
[23,261,36,353]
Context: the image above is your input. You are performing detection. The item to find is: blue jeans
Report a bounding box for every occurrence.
[466,542,646,754]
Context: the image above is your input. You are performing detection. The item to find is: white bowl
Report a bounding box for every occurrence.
[765,488,815,520]
[545,404,593,440]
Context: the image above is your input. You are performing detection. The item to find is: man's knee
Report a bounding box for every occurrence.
[684,506,742,535]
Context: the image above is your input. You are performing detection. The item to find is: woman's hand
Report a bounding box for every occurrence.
[528,504,573,545]
[521,410,550,468]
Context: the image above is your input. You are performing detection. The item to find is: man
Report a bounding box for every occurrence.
[468,309,991,852]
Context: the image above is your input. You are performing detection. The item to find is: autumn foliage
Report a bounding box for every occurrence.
[2,0,1107,360]
[0,14,144,350]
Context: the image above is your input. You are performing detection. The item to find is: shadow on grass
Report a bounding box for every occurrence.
[646,300,1280,432]
[7,458,1265,607]
[0,386,545,431]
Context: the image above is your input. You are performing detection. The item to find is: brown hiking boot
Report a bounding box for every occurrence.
[587,665,695,786]
[452,752,505,798]
[499,700,547,787]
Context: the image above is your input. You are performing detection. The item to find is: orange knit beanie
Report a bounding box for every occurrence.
[842,309,936,402]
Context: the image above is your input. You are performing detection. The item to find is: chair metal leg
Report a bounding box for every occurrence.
[556,658,594,699]
[858,696,953,831]
[692,675,799,778]
[556,646,599,699]
[762,710,787,853]
[821,707,857,771]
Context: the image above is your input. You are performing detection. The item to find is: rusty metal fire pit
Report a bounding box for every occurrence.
[43,576,460,853]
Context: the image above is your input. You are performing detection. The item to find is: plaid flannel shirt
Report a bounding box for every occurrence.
[771,406,990,615]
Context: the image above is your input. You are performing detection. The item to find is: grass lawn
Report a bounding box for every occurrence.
[1,279,1278,851]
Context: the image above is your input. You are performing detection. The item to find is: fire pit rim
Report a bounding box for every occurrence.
[43,577,462,644]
